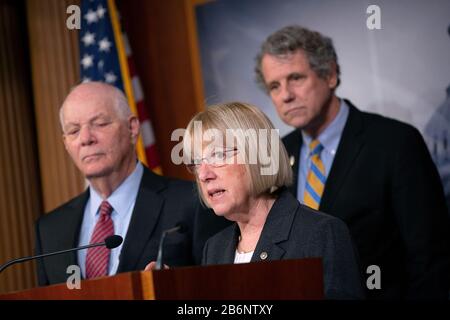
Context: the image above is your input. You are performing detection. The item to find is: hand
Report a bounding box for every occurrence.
[144,261,169,271]
[144,261,157,271]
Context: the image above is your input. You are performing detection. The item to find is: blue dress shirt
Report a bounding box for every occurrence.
[297,100,349,203]
[77,162,144,278]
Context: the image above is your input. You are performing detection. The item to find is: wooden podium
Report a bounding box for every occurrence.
[0,258,323,300]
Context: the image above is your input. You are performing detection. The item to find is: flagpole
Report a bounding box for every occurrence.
[107,0,148,166]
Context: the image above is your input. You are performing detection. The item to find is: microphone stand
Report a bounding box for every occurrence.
[155,224,185,270]
[0,241,106,274]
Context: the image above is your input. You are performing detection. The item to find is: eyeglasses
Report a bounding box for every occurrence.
[186,148,238,174]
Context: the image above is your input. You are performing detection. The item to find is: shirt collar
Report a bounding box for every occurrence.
[301,99,349,155]
[89,162,144,218]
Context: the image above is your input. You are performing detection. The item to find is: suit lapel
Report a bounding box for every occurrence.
[117,168,166,272]
[320,101,365,213]
[45,190,87,282]
[64,196,87,267]
[220,225,241,264]
[251,191,298,262]
[283,129,303,196]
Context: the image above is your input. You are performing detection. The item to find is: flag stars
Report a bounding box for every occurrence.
[81,31,96,47]
[81,54,94,69]
[105,72,117,83]
[99,37,112,52]
[97,5,106,19]
[84,9,98,24]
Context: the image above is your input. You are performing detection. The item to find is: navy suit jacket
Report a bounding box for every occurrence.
[35,166,231,285]
[202,190,365,299]
[283,100,450,299]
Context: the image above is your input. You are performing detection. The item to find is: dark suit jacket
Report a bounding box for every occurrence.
[35,166,231,286]
[283,100,450,299]
[202,190,365,299]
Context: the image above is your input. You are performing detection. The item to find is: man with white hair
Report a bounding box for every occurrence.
[35,82,229,285]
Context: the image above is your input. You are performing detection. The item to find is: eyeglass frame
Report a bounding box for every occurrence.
[185,147,239,174]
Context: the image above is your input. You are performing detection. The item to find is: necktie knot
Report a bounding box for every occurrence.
[99,201,113,219]
[309,139,324,156]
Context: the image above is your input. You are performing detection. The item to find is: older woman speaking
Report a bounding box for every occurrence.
[180,102,364,299]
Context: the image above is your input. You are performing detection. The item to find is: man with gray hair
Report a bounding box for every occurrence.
[35,82,229,285]
[255,25,450,299]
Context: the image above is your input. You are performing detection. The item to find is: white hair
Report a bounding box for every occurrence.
[59,82,131,129]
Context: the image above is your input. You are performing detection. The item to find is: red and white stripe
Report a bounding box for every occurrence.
[123,33,161,170]
[85,201,114,279]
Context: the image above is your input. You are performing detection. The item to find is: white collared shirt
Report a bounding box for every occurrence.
[234,250,254,264]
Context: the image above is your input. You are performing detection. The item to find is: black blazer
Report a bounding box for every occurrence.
[202,190,365,299]
[35,166,231,285]
[283,100,450,299]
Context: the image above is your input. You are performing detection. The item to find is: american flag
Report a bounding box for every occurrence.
[79,0,161,173]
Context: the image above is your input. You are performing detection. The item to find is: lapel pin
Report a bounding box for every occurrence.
[289,156,295,167]
[260,251,268,260]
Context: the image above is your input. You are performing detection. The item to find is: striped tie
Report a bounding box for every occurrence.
[85,201,114,279]
[303,140,326,210]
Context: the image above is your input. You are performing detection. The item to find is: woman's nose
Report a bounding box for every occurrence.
[197,162,216,182]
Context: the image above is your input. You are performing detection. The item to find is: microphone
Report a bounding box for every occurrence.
[155,223,187,270]
[0,235,123,274]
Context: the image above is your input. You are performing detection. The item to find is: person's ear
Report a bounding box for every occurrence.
[62,134,69,151]
[129,116,140,144]
[327,62,338,89]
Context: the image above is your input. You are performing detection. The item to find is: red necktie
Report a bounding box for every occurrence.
[85,201,114,279]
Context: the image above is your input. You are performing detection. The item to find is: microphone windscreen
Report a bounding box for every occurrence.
[104,235,123,249]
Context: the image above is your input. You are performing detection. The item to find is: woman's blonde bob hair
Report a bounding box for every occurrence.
[183,102,292,206]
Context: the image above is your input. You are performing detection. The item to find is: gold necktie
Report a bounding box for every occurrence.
[303,139,326,210]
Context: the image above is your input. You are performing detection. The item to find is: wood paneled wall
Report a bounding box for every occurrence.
[0,0,206,294]
[26,0,84,212]
[0,0,41,293]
